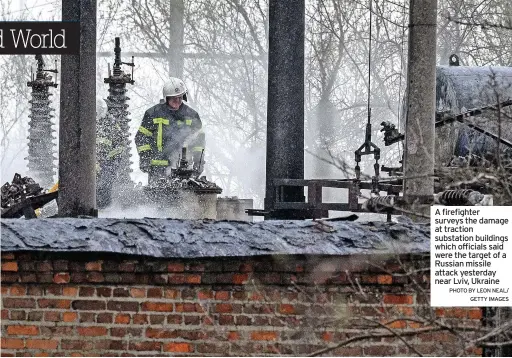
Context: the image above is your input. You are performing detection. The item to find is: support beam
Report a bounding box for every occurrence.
[264,0,305,219]
[58,0,97,217]
[403,0,437,206]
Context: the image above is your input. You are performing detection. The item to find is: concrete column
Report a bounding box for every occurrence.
[58,0,97,217]
[264,0,305,219]
[403,0,437,204]
[168,0,184,78]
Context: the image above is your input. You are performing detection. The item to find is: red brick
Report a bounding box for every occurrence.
[175,303,196,312]
[3,298,35,308]
[186,274,201,284]
[1,286,8,294]
[251,331,278,341]
[63,287,78,296]
[147,288,162,298]
[333,347,363,356]
[2,262,18,272]
[250,292,264,301]
[168,273,185,284]
[7,325,39,335]
[63,312,78,322]
[227,331,240,341]
[377,275,393,284]
[78,287,95,297]
[97,312,113,323]
[115,314,131,324]
[233,273,249,284]
[396,306,414,316]
[96,287,112,297]
[279,304,295,315]
[321,331,334,341]
[133,314,148,324]
[167,263,184,272]
[215,291,230,300]
[129,341,162,351]
[113,288,130,297]
[441,308,465,319]
[1,338,24,349]
[408,321,423,329]
[142,302,173,312]
[219,314,234,325]
[435,308,445,317]
[1,253,15,260]
[9,285,26,296]
[87,272,104,282]
[85,261,102,271]
[71,300,106,310]
[387,320,407,329]
[215,303,233,313]
[164,289,179,299]
[1,309,8,320]
[198,290,213,300]
[3,272,20,282]
[146,328,178,339]
[119,261,136,272]
[26,339,58,349]
[53,273,70,284]
[44,311,61,322]
[107,301,139,312]
[360,274,378,284]
[187,263,205,271]
[38,299,71,309]
[130,288,145,298]
[163,342,192,353]
[468,308,482,320]
[36,261,52,271]
[383,294,413,305]
[364,345,396,356]
[167,314,182,324]
[77,326,107,336]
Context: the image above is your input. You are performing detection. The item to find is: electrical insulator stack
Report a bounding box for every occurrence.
[26,55,58,189]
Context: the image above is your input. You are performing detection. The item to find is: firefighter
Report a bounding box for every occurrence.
[135,78,205,184]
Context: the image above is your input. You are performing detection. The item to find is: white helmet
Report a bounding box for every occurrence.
[163,77,188,102]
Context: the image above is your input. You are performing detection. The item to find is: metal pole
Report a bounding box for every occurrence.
[168,0,184,78]
[403,0,437,207]
[58,0,97,217]
[264,0,305,219]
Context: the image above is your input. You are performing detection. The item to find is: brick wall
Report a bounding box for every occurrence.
[1,251,483,356]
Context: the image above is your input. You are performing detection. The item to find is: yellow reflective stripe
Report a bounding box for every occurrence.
[153,118,169,152]
[177,120,183,126]
[151,159,169,166]
[192,146,204,152]
[108,147,124,158]
[185,119,192,126]
[97,137,112,146]
[137,144,152,153]
[138,126,153,137]
[49,181,59,192]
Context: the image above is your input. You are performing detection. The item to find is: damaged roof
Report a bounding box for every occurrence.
[1,218,429,258]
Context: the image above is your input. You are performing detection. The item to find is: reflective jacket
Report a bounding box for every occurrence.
[135,102,205,172]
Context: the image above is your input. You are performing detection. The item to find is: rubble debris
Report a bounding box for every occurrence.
[1,174,57,219]
[146,175,222,193]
